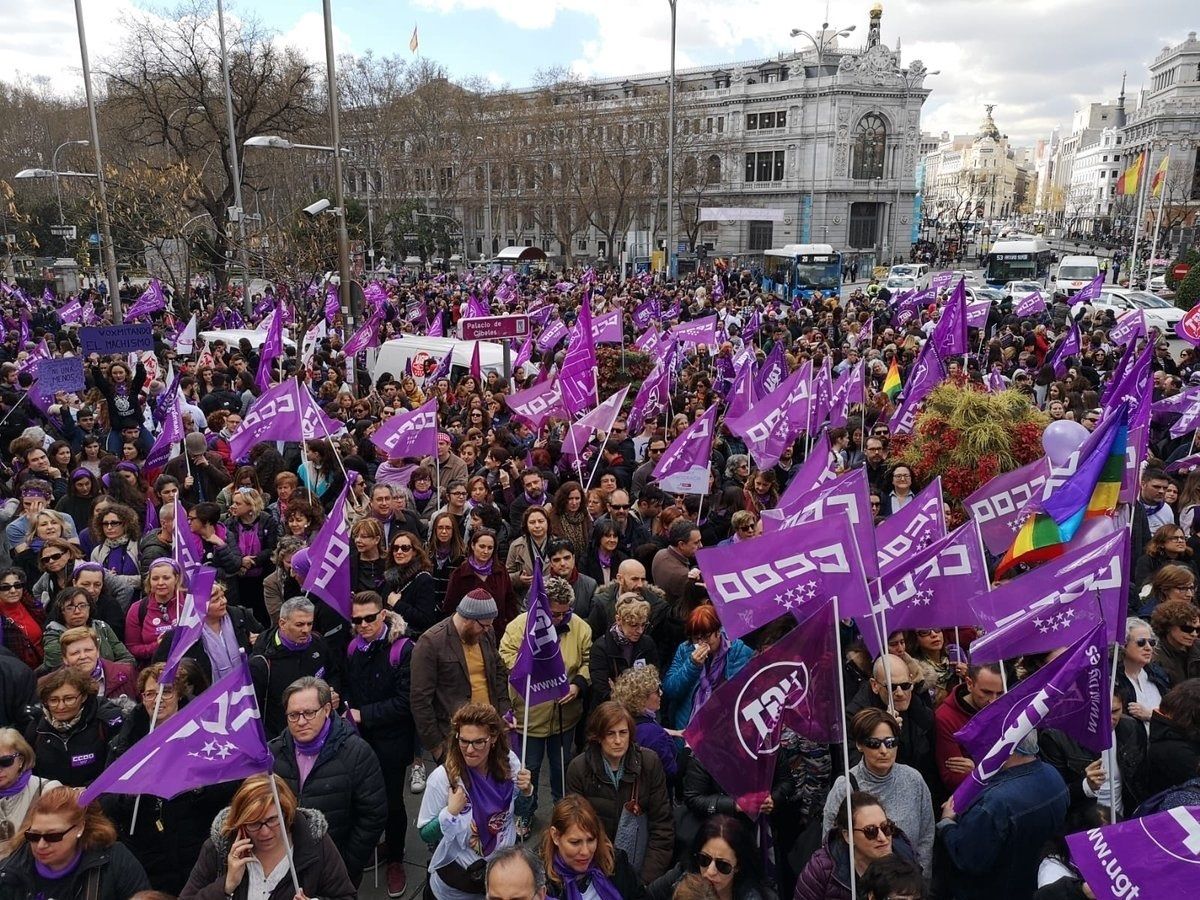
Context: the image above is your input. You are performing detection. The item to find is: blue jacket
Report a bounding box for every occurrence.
[939,759,1068,900]
[662,635,753,730]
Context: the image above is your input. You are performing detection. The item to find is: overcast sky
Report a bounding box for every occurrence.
[0,0,1194,146]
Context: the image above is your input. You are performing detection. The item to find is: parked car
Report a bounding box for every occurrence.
[1079,288,1183,333]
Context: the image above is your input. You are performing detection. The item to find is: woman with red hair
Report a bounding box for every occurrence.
[661,604,753,730]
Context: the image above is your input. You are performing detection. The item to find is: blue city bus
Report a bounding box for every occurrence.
[762,244,843,300]
[982,237,1054,288]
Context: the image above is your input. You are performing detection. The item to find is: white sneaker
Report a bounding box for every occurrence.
[410,760,427,793]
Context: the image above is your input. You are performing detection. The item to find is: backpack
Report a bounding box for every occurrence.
[389,636,411,668]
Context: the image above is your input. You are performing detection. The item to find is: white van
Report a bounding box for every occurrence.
[1054,255,1101,296]
[370,335,508,382]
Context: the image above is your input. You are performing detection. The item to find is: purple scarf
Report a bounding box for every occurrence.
[102,542,139,577]
[412,487,434,502]
[468,556,493,578]
[552,856,624,900]
[277,631,312,652]
[466,766,514,857]
[34,848,83,881]
[692,634,731,715]
[0,768,31,798]
[347,624,389,656]
[295,716,332,756]
[200,616,241,681]
[236,520,263,574]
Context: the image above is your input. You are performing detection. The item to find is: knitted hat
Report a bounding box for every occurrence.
[457,588,497,621]
[184,433,206,454]
[290,546,312,579]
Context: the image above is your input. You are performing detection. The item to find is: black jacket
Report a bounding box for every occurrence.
[0,646,34,729]
[1143,711,1200,797]
[268,715,388,880]
[588,630,659,710]
[102,704,237,895]
[343,611,415,762]
[1039,718,1147,815]
[25,696,125,787]
[250,628,342,738]
[0,841,150,900]
[546,849,643,899]
[382,569,440,637]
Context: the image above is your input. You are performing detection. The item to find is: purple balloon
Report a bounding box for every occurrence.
[1042,420,1090,467]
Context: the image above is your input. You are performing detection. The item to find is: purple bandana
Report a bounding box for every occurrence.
[552,856,624,900]
[295,716,332,756]
[466,766,514,857]
[468,556,493,578]
[692,634,730,716]
[0,768,31,798]
[277,631,312,652]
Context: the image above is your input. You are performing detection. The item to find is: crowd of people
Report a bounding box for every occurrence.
[0,261,1197,900]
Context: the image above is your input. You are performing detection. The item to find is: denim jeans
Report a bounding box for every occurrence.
[514,725,575,821]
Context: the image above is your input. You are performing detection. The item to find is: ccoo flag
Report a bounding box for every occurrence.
[78,655,272,805]
[951,624,1111,814]
[301,478,356,622]
[683,599,841,817]
[507,557,569,708]
[653,404,717,490]
[1065,806,1200,900]
[228,379,345,461]
[370,397,439,459]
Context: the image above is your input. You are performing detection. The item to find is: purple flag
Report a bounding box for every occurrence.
[513,332,533,369]
[173,497,204,575]
[302,478,355,622]
[755,343,788,398]
[670,314,718,348]
[325,285,340,323]
[1105,340,1154,415]
[343,305,385,355]
[17,339,50,375]
[559,298,598,415]
[875,476,946,576]
[1068,272,1106,306]
[1048,318,1082,378]
[696,512,871,642]
[971,527,1127,658]
[782,360,814,435]
[58,297,83,324]
[632,297,658,330]
[653,405,717,493]
[777,432,838,507]
[508,557,569,707]
[465,293,489,318]
[145,395,184,470]
[725,359,757,422]
[536,319,569,353]
[964,457,1052,555]
[828,361,865,430]
[683,601,841,817]
[859,520,990,656]
[1168,452,1200,474]
[161,566,218,681]
[808,360,834,433]
[1065,806,1200,900]
[727,364,805,470]
[1014,290,1046,317]
[1152,385,1200,422]
[507,378,565,429]
[18,315,30,348]
[764,468,878,581]
[740,309,761,344]
[563,386,630,462]
[592,310,622,344]
[931,271,954,293]
[228,379,344,460]
[144,497,160,531]
[931,279,968,357]
[1109,310,1147,348]
[891,290,921,328]
[951,625,1111,813]
[469,341,482,381]
[626,354,672,435]
[371,397,439,459]
[123,279,166,322]
[427,311,445,337]
[965,299,992,330]
[889,340,947,434]
[984,367,1007,393]
[78,656,271,804]
[254,305,283,391]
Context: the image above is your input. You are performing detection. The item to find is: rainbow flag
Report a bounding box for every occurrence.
[882,359,902,400]
[995,403,1129,578]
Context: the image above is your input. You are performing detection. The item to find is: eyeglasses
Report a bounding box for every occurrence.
[861,736,900,750]
[696,852,735,875]
[47,694,83,707]
[1178,624,1200,635]
[915,629,936,637]
[1167,535,1187,542]
[456,735,491,750]
[0,581,23,591]
[285,707,327,723]
[887,681,914,693]
[141,686,176,699]
[102,519,122,527]
[0,753,21,769]
[243,816,281,833]
[25,827,76,845]
[1133,637,1158,648]
[351,612,380,626]
[737,524,756,533]
[854,821,897,840]
[392,544,413,553]
[449,491,468,498]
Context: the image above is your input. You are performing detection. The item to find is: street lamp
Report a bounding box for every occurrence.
[52,140,89,225]
[475,135,493,259]
[666,0,677,280]
[215,0,253,317]
[14,167,98,258]
[789,22,855,244]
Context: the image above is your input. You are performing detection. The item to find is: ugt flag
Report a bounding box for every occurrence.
[370,397,439,460]
[161,566,218,681]
[78,656,272,804]
[1065,806,1200,900]
[951,624,1111,814]
[684,600,841,818]
[507,557,568,707]
[301,478,356,621]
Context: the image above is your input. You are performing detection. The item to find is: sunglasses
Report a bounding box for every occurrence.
[1178,624,1200,635]
[102,519,122,527]
[351,612,380,626]
[0,581,22,591]
[854,821,897,841]
[608,503,630,510]
[696,852,735,876]
[392,544,413,553]
[0,753,21,769]
[886,681,914,693]
[1133,637,1158,648]
[25,827,77,845]
[861,736,900,750]
[41,552,65,564]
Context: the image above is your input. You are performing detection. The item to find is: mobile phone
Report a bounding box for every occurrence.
[946,644,966,665]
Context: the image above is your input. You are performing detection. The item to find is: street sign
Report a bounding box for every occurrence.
[458,314,529,341]
[1174,263,1191,281]
[50,225,77,239]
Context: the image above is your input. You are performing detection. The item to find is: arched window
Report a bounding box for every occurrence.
[852,113,887,179]
[705,154,721,185]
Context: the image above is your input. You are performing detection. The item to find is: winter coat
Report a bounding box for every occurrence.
[0,841,150,900]
[499,611,592,737]
[589,629,658,710]
[179,807,355,900]
[1153,636,1200,687]
[443,561,520,636]
[269,715,388,880]
[0,594,46,670]
[102,704,237,894]
[25,696,126,787]
[1040,719,1147,815]
[1143,711,1200,796]
[41,618,134,670]
[410,614,510,754]
[223,512,279,577]
[0,646,35,730]
[123,593,185,665]
[343,610,416,763]
[584,581,677,664]
[383,568,440,636]
[793,830,917,900]
[662,636,754,730]
[250,628,342,738]
[646,863,772,900]
[564,743,674,883]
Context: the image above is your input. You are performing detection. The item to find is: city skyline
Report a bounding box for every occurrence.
[0,0,1194,147]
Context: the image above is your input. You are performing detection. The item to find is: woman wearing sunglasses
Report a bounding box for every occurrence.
[1116,617,1170,729]
[0,567,43,671]
[538,795,640,900]
[645,814,768,900]
[820,709,934,878]
[0,785,149,897]
[1150,598,1200,688]
[795,790,918,900]
[0,728,62,855]
[383,530,439,638]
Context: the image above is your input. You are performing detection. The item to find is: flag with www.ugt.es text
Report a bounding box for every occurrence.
[508,557,569,708]
[1065,806,1200,900]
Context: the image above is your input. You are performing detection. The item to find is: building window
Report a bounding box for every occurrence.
[777,110,787,128]
[761,112,775,129]
[848,202,880,248]
[744,150,785,183]
[705,155,721,185]
[852,113,887,179]
[747,113,758,131]
[748,221,773,250]
[717,117,725,133]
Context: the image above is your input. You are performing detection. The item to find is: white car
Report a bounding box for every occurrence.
[888,263,929,282]
[884,275,917,293]
[1080,288,1183,333]
[1003,280,1044,299]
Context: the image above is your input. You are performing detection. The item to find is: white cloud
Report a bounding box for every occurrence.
[277,10,353,64]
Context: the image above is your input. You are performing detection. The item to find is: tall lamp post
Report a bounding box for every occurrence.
[322,0,355,362]
[475,136,493,259]
[73,0,121,320]
[51,140,89,228]
[215,0,254,317]
[789,21,855,244]
[666,0,677,280]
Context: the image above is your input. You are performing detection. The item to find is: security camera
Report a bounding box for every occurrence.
[302,199,332,219]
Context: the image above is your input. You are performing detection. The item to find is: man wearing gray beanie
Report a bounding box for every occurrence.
[410,587,509,762]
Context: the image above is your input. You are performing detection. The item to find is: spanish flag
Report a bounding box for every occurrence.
[995,403,1128,578]
[1115,153,1145,197]
[1151,153,1171,197]
[882,359,902,400]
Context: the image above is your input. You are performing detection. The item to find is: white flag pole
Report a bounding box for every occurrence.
[521,673,533,764]
[1144,148,1171,291]
[831,593,858,900]
[127,683,166,836]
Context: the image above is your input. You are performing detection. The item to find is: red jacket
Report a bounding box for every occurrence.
[934,682,978,793]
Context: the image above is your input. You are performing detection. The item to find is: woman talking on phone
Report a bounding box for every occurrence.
[179,773,354,900]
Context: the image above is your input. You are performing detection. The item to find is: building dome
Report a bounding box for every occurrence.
[976,104,1001,142]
